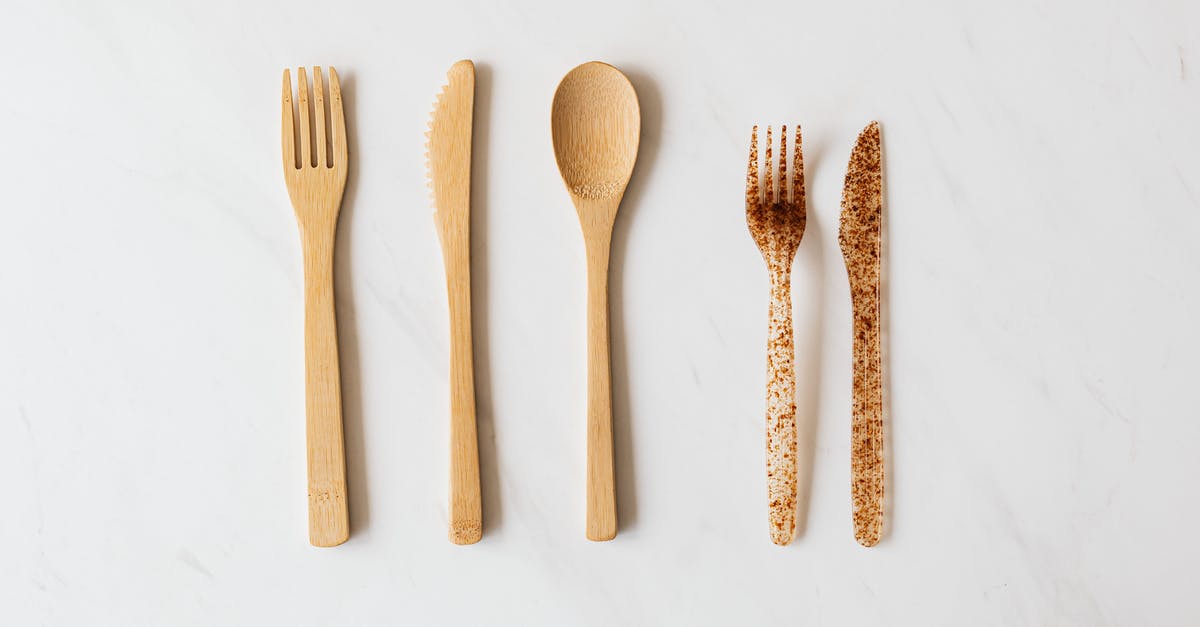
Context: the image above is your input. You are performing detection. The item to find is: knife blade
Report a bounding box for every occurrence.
[426,59,481,545]
[838,121,884,547]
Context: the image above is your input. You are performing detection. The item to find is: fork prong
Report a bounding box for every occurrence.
[779,125,788,203]
[746,125,759,207]
[764,126,774,204]
[282,69,296,170]
[329,67,347,167]
[297,68,312,168]
[313,67,328,168]
[793,124,805,209]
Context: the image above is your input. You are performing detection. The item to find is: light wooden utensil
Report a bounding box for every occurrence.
[281,66,350,547]
[745,125,806,546]
[551,61,640,541]
[838,121,884,547]
[426,60,482,545]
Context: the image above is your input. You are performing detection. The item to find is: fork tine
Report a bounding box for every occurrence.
[746,125,759,206]
[793,124,805,208]
[282,69,296,169]
[779,125,788,203]
[329,67,347,167]
[297,68,312,168]
[313,67,327,168]
[764,126,774,204]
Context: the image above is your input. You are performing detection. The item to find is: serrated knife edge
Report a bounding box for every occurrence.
[427,60,475,233]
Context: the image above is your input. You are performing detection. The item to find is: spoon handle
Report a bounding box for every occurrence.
[584,240,617,541]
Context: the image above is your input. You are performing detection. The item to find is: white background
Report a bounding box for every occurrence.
[1,0,1198,624]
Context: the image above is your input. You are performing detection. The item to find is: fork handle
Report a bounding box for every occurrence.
[584,239,617,541]
[301,230,349,547]
[765,262,798,545]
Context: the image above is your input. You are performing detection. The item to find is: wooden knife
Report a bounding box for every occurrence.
[426,60,482,544]
[837,121,884,547]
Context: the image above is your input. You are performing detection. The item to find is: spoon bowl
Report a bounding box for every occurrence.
[552,62,640,210]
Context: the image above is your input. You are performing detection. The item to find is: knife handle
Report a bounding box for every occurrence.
[849,278,883,547]
[765,261,798,545]
[442,229,482,545]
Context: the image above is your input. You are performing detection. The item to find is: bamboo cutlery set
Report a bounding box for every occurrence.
[280,61,884,548]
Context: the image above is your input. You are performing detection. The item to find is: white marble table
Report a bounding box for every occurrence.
[1,0,1197,624]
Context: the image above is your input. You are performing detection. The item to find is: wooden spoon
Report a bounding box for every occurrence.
[551,61,640,541]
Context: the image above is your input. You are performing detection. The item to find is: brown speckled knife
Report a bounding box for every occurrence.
[838,121,883,547]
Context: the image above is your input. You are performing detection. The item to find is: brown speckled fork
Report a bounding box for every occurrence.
[745,125,805,545]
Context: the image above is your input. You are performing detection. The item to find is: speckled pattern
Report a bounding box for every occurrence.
[449,520,482,545]
[746,125,806,546]
[570,180,622,200]
[838,121,884,547]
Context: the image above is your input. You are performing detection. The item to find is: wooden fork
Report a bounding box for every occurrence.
[281,66,349,547]
[745,125,806,546]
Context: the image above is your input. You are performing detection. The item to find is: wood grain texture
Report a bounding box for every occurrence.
[551,62,640,541]
[838,121,884,547]
[746,125,806,545]
[427,60,482,545]
[282,67,350,547]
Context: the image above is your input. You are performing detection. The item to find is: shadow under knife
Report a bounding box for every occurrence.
[878,123,893,543]
[470,61,502,537]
